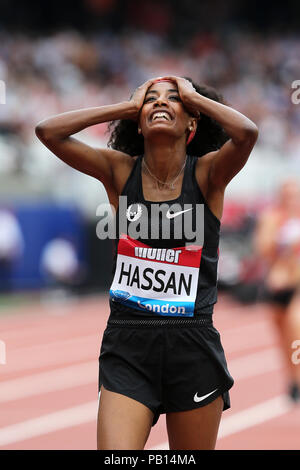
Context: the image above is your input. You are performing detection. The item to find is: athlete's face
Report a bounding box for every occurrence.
[138,81,196,142]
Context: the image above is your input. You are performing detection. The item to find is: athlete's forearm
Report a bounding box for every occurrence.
[35,101,137,140]
[190,94,258,144]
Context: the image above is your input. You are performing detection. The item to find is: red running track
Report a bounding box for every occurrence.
[0,292,299,450]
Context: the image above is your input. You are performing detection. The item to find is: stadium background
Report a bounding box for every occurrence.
[1,0,300,450]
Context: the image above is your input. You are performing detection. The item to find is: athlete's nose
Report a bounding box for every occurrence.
[153,97,168,107]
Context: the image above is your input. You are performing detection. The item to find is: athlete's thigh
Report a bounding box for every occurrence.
[97,385,154,450]
[287,291,300,324]
[166,395,224,450]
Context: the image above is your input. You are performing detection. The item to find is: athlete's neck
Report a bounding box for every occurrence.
[143,138,187,182]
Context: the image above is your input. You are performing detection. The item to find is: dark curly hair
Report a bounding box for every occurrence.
[107,77,229,157]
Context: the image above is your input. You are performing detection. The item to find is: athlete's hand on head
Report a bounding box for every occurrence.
[128,76,201,121]
[160,75,201,118]
[128,78,158,121]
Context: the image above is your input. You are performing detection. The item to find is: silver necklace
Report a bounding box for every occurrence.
[142,156,187,190]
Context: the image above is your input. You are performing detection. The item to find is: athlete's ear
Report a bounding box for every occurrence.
[192,116,199,127]
[187,118,198,145]
[188,119,198,133]
[138,127,142,134]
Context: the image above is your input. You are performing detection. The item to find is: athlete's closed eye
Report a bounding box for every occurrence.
[144,95,181,104]
[144,97,156,103]
[168,95,181,101]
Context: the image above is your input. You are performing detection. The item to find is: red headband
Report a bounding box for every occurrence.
[152,78,176,84]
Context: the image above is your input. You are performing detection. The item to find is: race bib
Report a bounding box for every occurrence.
[109,234,203,317]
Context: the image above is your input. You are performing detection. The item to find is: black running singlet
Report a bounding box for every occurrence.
[108,154,220,318]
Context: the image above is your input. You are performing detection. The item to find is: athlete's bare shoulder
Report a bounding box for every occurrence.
[194,152,224,221]
[194,152,217,197]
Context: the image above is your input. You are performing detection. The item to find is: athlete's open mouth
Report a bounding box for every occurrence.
[150,110,173,121]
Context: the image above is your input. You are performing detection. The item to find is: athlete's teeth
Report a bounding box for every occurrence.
[153,112,169,121]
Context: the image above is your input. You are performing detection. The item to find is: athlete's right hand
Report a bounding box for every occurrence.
[128,78,157,121]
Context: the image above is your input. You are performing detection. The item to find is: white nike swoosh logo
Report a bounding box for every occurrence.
[166,208,193,219]
[193,388,218,403]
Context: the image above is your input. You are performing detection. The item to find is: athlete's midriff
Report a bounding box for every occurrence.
[266,210,300,291]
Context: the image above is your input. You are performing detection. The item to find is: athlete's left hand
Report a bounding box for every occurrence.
[161,75,201,118]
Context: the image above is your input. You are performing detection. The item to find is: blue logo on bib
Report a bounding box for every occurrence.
[111,290,131,301]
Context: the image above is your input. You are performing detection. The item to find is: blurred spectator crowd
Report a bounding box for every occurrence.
[0,28,300,208]
[1,24,300,296]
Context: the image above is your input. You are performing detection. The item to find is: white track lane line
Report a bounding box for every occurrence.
[0,394,293,448]
[0,401,98,447]
[220,321,275,354]
[229,347,282,380]
[218,394,294,438]
[2,320,271,376]
[3,321,272,374]
[1,334,99,375]
[0,346,282,403]
[0,315,284,447]
[0,361,97,403]
[150,394,294,450]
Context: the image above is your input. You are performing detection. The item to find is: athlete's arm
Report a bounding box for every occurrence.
[34,103,136,189]
[35,79,156,188]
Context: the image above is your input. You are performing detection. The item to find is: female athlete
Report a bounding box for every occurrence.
[255,178,300,402]
[35,75,258,450]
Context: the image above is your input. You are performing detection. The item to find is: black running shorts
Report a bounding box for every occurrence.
[98,315,234,426]
[262,286,297,308]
